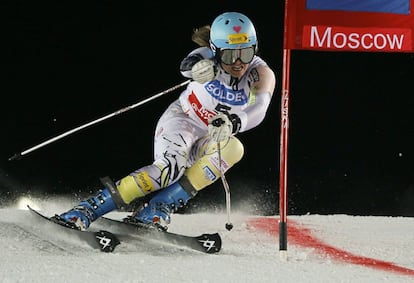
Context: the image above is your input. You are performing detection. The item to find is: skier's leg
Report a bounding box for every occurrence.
[134,136,244,227]
[54,177,129,230]
[129,178,196,228]
[56,101,194,230]
[55,161,176,230]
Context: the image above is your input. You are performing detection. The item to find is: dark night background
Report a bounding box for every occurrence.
[2,1,413,216]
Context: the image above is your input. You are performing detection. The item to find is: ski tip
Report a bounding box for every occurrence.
[27,204,39,212]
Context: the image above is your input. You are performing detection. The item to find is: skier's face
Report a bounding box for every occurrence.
[220,60,250,79]
[218,47,254,79]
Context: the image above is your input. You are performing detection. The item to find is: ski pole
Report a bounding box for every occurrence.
[8,79,191,161]
[217,141,233,231]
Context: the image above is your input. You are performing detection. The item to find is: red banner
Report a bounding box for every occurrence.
[285,0,414,52]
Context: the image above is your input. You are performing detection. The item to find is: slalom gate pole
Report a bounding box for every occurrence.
[8,79,191,161]
[279,0,293,261]
[279,47,291,261]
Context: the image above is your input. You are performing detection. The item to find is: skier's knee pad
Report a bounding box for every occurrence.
[109,169,157,206]
[184,136,244,191]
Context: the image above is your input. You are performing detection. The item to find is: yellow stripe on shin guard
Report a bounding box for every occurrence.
[116,172,155,205]
[185,136,244,191]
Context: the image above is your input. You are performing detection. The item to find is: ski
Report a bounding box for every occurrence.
[28,205,221,254]
[27,205,120,252]
[98,216,222,254]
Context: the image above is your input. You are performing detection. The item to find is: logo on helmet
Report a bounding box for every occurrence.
[228,33,249,45]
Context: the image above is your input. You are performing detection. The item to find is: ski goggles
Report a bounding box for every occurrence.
[218,46,255,65]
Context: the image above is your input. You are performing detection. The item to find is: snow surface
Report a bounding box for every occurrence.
[1,196,413,283]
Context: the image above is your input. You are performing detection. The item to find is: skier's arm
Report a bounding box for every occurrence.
[179,47,215,79]
[237,65,276,133]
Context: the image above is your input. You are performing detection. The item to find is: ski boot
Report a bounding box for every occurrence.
[52,187,117,231]
[129,181,194,231]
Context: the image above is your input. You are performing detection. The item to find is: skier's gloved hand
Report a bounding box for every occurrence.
[191,59,216,84]
[208,113,233,143]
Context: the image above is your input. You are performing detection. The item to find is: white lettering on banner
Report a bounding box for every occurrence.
[303,25,412,52]
[205,81,248,105]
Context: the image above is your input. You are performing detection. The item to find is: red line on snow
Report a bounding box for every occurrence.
[247,217,414,277]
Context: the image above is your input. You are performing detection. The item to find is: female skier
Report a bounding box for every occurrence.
[55,12,276,231]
